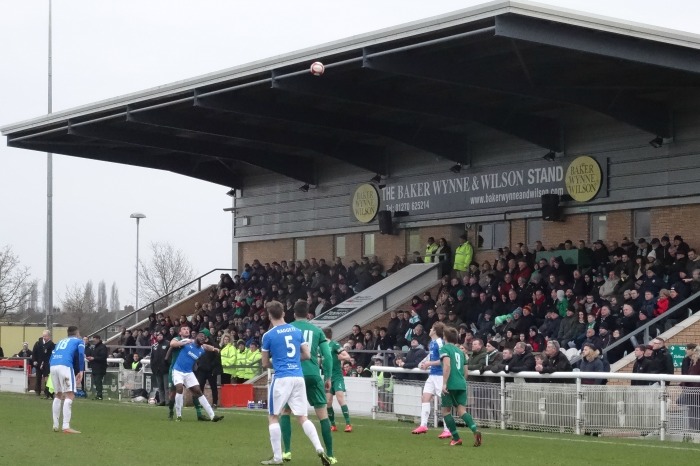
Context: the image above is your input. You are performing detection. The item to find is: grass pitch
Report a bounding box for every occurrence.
[1,392,699,465]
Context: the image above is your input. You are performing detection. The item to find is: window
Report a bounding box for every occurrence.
[527,219,542,245]
[335,236,346,258]
[634,209,651,240]
[295,239,306,260]
[407,229,421,255]
[363,233,375,256]
[478,222,508,250]
[590,214,607,242]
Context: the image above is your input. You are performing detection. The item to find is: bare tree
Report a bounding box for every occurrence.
[109,282,120,312]
[97,280,108,312]
[0,246,33,318]
[28,280,39,312]
[139,242,196,309]
[61,284,101,331]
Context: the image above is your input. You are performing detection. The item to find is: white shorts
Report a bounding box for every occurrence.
[423,374,444,397]
[269,376,308,416]
[172,369,199,389]
[50,365,75,394]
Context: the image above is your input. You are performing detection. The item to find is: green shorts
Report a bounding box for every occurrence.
[330,376,346,395]
[441,389,467,408]
[304,375,328,408]
[168,367,174,389]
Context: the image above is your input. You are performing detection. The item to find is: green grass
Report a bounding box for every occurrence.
[1,392,699,465]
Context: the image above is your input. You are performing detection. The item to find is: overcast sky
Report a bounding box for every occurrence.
[1,0,697,310]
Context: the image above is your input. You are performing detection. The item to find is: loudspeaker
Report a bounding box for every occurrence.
[541,194,562,221]
[378,210,393,234]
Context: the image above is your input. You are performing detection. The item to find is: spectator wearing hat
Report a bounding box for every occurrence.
[577,343,608,384]
[631,344,655,385]
[526,327,545,352]
[445,309,463,330]
[557,306,578,348]
[539,309,561,341]
[232,339,249,384]
[85,334,109,400]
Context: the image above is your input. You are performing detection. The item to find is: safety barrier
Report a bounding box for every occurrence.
[366,366,700,442]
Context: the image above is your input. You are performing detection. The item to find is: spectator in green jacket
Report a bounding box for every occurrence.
[453,234,473,279]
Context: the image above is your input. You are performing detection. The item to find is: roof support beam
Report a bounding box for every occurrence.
[67,123,316,184]
[495,14,700,75]
[195,92,470,164]
[273,66,562,151]
[126,107,388,175]
[10,139,242,187]
[363,47,671,137]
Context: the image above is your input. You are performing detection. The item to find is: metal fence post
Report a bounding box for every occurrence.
[500,376,506,430]
[371,373,378,421]
[575,377,582,435]
[660,381,667,441]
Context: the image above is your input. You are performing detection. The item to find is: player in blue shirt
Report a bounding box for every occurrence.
[49,326,85,433]
[170,329,224,422]
[260,300,330,466]
[412,321,451,438]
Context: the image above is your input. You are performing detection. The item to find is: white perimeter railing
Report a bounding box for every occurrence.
[264,366,700,443]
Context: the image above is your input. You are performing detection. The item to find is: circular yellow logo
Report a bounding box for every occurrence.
[565,156,602,202]
[352,184,379,223]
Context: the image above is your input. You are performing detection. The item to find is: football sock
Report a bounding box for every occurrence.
[302,419,323,452]
[193,396,203,416]
[269,422,283,462]
[62,398,73,430]
[175,393,183,417]
[52,398,61,428]
[168,399,175,415]
[327,407,336,426]
[461,412,478,433]
[420,402,431,427]
[341,405,351,425]
[320,418,334,457]
[280,414,292,453]
[443,414,460,441]
[198,395,215,419]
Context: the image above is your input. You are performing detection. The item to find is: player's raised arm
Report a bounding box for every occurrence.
[202,343,220,353]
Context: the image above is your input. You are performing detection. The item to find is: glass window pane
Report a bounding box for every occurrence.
[364,233,375,256]
[494,222,508,251]
[527,219,542,246]
[335,236,346,258]
[634,210,651,240]
[590,214,607,242]
[407,229,421,256]
[295,239,305,260]
[478,224,493,250]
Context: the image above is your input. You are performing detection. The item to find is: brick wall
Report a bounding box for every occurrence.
[305,235,333,262]
[541,213,588,249]
[652,204,700,248]
[510,219,526,250]
[606,211,632,244]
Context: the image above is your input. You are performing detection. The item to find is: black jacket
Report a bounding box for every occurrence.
[32,338,55,370]
[150,340,170,374]
[86,341,109,374]
[539,350,573,383]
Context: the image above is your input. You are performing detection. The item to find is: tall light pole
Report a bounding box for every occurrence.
[46,0,54,330]
[130,213,146,323]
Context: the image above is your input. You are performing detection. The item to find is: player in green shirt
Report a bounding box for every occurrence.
[323,327,353,432]
[165,325,206,421]
[279,301,336,464]
[439,327,482,447]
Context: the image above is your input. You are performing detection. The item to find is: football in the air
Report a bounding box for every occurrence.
[310,61,325,76]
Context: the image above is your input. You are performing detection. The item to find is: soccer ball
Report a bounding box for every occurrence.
[310,61,325,76]
[148,398,156,405]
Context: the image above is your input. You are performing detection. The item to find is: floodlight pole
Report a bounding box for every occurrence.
[46,0,53,330]
[130,213,146,325]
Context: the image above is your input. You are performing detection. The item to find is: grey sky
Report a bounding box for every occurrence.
[1,0,697,309]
